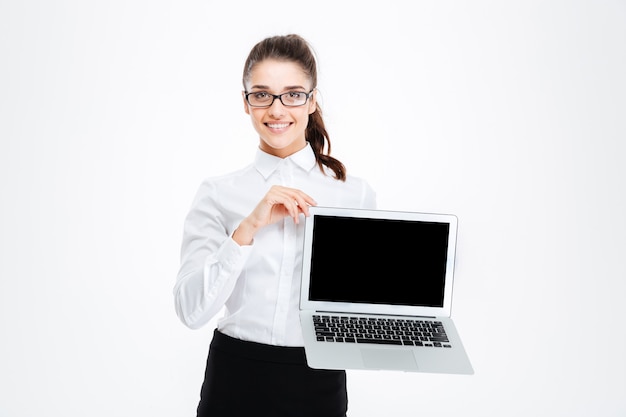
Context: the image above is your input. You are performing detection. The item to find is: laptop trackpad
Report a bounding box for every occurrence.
[360,348,418,371]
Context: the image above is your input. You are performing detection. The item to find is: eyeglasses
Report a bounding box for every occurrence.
[244,90,314,108]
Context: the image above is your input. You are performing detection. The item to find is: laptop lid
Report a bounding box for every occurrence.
[300,207,458,319]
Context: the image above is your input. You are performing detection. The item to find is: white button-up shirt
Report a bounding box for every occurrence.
[174,144,376,346]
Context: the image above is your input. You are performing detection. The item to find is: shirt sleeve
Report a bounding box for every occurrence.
[173,180,252,329]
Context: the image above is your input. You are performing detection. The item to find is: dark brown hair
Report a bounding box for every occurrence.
[242,34,346,181]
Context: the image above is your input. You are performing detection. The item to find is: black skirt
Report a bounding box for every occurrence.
[197,329,348,417]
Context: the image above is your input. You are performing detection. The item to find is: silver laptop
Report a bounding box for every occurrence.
[299,206,473,374]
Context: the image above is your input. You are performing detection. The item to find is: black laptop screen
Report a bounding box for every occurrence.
[308,215,450,307]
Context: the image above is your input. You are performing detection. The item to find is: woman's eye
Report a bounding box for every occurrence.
[254,92,270,99]
[288,92,304,99]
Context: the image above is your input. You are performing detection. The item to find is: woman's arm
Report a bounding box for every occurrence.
[173,181,251,329]
[173,183,317,329]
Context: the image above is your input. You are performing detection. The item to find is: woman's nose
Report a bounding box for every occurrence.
[267,97,286,117]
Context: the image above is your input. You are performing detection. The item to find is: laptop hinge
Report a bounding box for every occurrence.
[314,311,437,319]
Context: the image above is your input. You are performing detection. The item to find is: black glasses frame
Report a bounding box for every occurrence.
[244,90,314,108]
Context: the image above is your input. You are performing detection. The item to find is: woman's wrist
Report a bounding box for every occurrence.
[232,217,258,246]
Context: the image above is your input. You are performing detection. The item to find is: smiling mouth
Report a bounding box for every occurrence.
[266,122,291,129]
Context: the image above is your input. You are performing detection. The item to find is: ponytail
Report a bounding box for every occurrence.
[306,103,346,181]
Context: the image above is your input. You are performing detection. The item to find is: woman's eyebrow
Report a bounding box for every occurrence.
[249,85,307,91]
[283,85,307,91]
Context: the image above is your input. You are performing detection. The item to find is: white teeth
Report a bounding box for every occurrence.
[267,123,289,129]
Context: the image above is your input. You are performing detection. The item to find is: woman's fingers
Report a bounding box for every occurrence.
[265,186,316,224]
[292,191,316,219]
[234,186,317,245]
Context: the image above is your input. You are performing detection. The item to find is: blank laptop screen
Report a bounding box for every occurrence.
[308,215,450,308]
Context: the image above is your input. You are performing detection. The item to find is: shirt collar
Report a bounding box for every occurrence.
[254,143,317,179]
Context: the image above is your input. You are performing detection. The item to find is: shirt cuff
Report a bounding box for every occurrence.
[217,234,253,268]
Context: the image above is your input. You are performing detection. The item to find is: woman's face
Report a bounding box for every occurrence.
[243,59,317,158]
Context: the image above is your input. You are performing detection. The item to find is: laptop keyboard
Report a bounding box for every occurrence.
[313,315,452,348]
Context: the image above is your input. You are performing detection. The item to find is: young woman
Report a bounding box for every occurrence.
[174,34,376,417]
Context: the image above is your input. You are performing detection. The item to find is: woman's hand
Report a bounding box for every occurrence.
[232,186,317,245]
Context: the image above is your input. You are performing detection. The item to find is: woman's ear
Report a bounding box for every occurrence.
[242,91,251,115]
[308,89,317,115]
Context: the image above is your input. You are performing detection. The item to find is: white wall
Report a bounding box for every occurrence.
[1,1,625,416]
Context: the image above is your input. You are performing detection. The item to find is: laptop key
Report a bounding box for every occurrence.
[356,338,403,345]
[430,336,449,342]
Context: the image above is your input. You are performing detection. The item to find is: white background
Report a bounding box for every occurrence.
[1,1,625,416]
